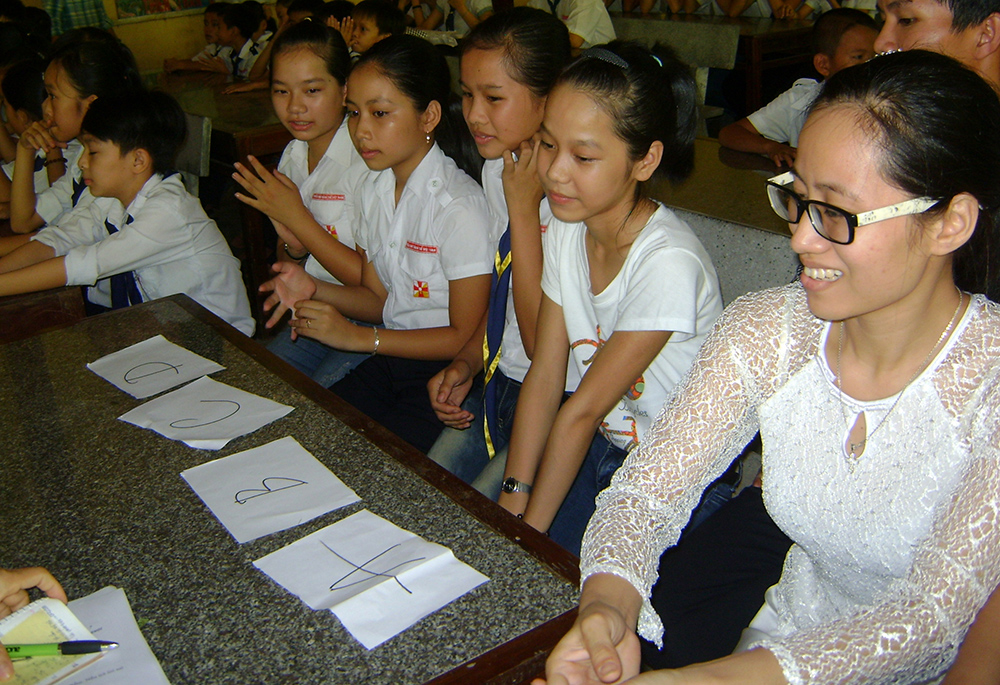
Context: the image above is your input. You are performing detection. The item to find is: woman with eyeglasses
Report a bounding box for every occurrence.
[537,49,1000,685]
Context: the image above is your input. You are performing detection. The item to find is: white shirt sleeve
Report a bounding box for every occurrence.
[746,79,822,147]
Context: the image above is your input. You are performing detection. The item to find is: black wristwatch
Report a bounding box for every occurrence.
[501,476,532,494]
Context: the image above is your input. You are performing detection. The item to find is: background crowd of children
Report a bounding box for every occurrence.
[4,0,1000,682]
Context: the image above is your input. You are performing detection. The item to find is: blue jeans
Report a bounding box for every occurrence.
[427,372,521,500]
[548,432,738,557]
[266,327,369,388]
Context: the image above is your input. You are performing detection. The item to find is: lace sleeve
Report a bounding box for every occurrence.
[756,364,1000,683]
[580,285,818,646]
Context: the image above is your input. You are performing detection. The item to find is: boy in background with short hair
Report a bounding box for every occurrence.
[163,2,231,73]
[349,0,406,56]
[0,90,254,336]
[718,8,877,166]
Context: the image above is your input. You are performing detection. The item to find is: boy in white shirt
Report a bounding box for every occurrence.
[521,0,615,50]
[718,8,877,166]
[0,90,254,336]
[162,3,233,73]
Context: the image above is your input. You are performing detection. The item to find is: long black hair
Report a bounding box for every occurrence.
[269,17,351,87]
[556,41,697,188]
[813,50,1000,300]
[356,34,482,182]
[460,7,570,100]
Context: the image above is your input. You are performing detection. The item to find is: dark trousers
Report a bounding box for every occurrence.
[641,486,792,669]
[331,355,448,454]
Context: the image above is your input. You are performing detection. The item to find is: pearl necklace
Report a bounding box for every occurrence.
[837,288,965,461]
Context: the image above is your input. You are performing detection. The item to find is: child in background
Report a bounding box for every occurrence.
[233,21,370,385]
[1,59,81,198]
[442,0,493,36]
[243,0,275,81]
[399,0,443,30]
[498,42,723,556]
[9,37,142,234]
[426,8,571,495]
[163,3,231,73]
[718,8,877,166]
[0,91,254,334]
[215,2,260,79]
[523,0,615,51]
[260,35,492,453]
[321,0,356,46]
[288,0,326,22]
[348,1,405,56]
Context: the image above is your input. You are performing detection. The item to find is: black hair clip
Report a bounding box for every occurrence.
[581,47,629,70]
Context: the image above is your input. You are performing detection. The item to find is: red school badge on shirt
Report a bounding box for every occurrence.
[323,224,338,239]
[413,280,430,298]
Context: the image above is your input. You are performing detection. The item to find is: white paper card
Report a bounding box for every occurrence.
[253,510,488,649]
[65,586,170,685]
[118,376,293,450]
[87,335,225,399]
[0,598,102,685]
[181,436,360,543]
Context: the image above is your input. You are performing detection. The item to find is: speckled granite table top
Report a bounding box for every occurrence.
[0,296,579,684]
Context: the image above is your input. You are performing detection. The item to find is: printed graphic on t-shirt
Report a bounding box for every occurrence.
[312,193,345,201]
[413,280,430,298]
[571,324,644,446]
[323,224,338,239]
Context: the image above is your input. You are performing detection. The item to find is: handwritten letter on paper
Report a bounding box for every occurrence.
[87,335,225,399]
[253,510,488,649]
[181,436,360,542]
[118,377,293,450]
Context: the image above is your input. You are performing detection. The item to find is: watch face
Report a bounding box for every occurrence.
[501,477,516,493]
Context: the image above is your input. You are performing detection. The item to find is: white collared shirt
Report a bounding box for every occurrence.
[34,140,87,225]
[527,0,615,48]
[354,144,493,330]
[33,173,255,335]
[276,119,371,284]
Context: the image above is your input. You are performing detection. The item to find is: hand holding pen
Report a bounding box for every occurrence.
[0,567,67,681]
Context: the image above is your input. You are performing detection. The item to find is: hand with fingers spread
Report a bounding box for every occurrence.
[289,299,373,352]
[233,156,312,230]
[428,360,477,428]
[259,260,318,333]
[0,567,67,681]
[328,15,354,45]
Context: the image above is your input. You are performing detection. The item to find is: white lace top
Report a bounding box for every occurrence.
[581,284,1000,683]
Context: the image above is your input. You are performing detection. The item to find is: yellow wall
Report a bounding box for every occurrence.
[115,12,206,73]
[25,0,210,74]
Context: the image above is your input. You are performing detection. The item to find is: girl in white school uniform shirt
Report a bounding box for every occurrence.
[8,37,142,235]
[234,20,370,387]
[425,8,573,495]
[262,34,493,453]
[498,43,723,555]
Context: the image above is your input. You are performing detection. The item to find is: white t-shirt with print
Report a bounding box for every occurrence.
[541,204,722,450]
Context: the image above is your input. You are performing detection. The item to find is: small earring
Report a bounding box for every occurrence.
[426,133,431,144]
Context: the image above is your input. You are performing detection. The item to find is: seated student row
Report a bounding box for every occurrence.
[225,12,1000,682]
[229,10,729,560]
[5,6,1000,684]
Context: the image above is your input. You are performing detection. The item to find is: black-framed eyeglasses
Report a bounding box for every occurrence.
[765,171,938,245]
